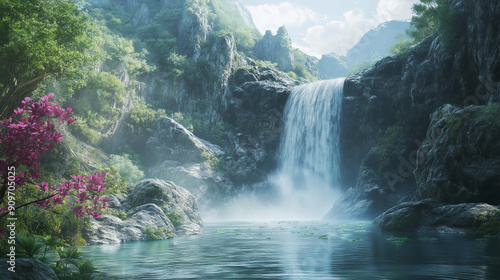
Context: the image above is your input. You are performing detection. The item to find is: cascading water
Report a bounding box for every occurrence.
[214,78,344,220]
[271,78,344,219]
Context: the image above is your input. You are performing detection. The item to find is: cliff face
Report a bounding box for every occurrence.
[326,0,500,220]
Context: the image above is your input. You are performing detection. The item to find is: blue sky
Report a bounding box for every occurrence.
[243,0,419,57]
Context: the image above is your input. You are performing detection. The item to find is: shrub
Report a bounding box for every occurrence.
[163,209,186,228]
[109,154,144,185]
[144,225,176,240]
[473,210,500,237]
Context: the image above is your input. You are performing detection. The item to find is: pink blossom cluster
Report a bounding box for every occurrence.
[0,92,76,187]
[0,93,109,223]
[34,172,109,218]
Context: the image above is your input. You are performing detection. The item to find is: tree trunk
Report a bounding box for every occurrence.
[0,74,49,120]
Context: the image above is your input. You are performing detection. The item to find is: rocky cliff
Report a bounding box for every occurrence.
[253,26,294,72]
[326,0,500,221]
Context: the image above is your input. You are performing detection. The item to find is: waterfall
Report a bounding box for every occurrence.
[213,78,344,221]
[271,78,344,219]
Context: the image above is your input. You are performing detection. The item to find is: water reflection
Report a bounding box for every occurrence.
[80,221,500,279]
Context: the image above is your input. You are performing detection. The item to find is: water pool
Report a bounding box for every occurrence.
[80,221,500,279]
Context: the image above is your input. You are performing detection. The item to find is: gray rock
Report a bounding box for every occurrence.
[132,3,152,27]
[223,66,298,183]
[373,199,500,232]
[253,26,294,72]
[127,179,203,228]
[178,0,211,56]
[0,258,58,280]
[149,160,230,208]
[146,116,213,164]
[84,203,176,244]
[414,104,500,204]
[107,194,122,209]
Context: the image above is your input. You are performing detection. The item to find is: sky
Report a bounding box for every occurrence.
[243,0,420,58]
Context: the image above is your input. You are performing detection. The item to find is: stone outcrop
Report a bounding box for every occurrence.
[146,116,213,164]
[127,179,204,231]
[414,104,500,204]
[178,0,212,57]
[0,258,58,280]
[84,179,203,244]
[253,26,294,72]
[374,199,500,233]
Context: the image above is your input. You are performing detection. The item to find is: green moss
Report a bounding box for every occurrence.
[383,214,411,232]
[473,210,500,237]
[481,103,500,128]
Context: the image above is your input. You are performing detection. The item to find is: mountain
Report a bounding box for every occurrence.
[345,20,411,69]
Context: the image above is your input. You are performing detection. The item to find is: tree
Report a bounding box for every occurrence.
[0,93,109,234]
[407,0,464,48]
[0,0,93,119]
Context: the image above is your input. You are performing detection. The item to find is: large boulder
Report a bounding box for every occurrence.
[143,117,233,207]
[126,179,203,235]
[0,258,58,280]
[84,179,204,244]
[83,203,177,244]
[374,199,500,233]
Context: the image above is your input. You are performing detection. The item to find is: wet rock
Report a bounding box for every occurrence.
[373,199,500,232]
[84,179,204,244]
[84,203,176,244]
[127,179,203,227]
[0,258,58,280]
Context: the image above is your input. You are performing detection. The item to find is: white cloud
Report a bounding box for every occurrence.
[376,0,419,22]
[303,9,379,57]
[246,2,319,35]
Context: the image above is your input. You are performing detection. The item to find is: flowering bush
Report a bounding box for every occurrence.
[0,93,109,233]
